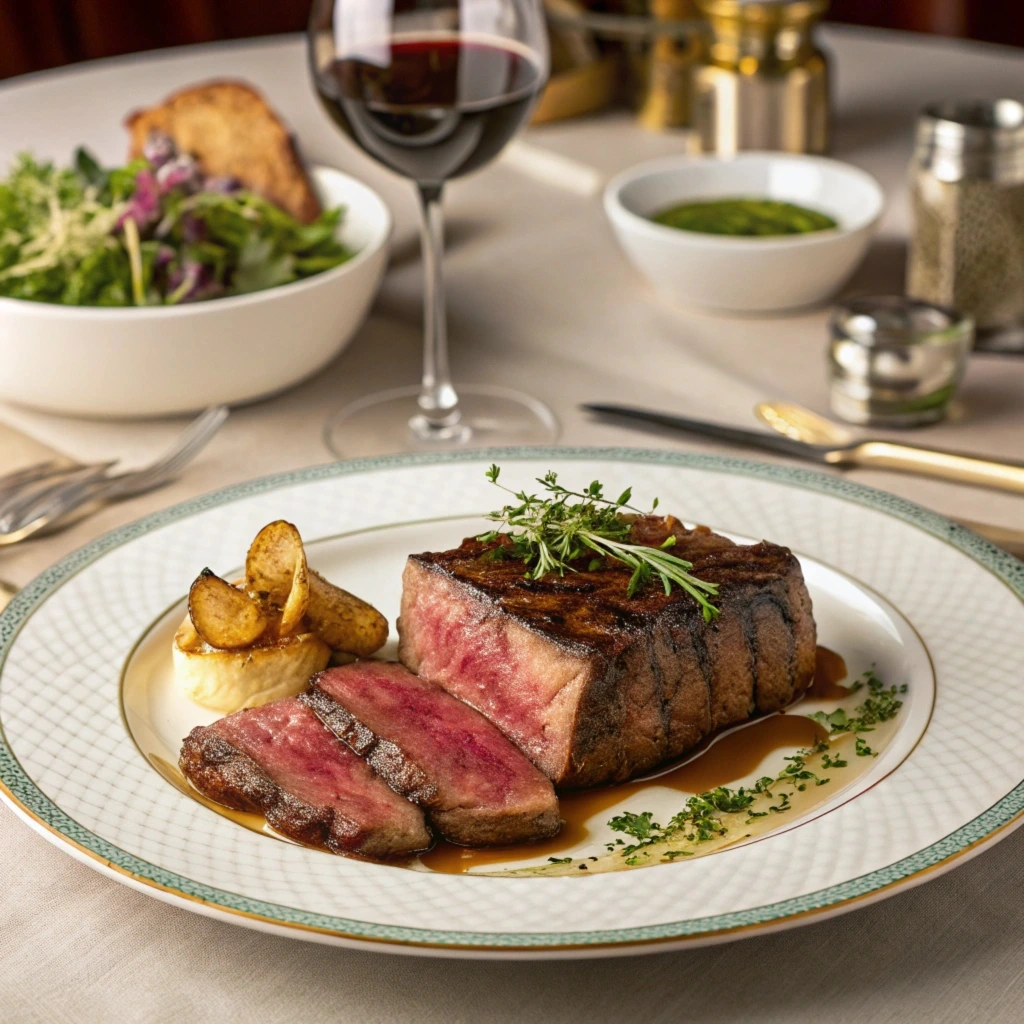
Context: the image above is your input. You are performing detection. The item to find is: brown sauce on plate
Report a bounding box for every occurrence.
[806,645,852,701]
[156,646,848,873]
[419,712,829,874]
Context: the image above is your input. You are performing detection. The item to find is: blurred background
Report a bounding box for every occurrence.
[1,0,1022,79]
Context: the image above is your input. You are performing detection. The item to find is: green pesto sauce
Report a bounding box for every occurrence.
[652,198,838,237]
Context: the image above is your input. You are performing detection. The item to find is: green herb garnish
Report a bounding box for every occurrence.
[809,669,903,757]
[605,671,904,864]
[479,466,720,621]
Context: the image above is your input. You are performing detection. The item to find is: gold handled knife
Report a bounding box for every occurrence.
[581,403,1024,496]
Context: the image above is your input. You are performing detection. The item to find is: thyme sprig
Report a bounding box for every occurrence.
[479,466,720,621]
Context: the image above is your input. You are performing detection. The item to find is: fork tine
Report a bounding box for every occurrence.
[157,415,225,473]
[0,460,82,503]
[103,405,228,493]
[0,461,117,529]
[176,404,229,445]
[0,460,66,492]
[0,406,229,538]
[130,405,227,473]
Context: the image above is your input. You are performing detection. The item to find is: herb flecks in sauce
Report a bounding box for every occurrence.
[809,669,905,749]
[480,466,720,621]
[653,198,838,237]
[510,669,903,876]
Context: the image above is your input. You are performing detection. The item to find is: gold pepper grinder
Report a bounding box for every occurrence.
[691,0,830,154]
[637,0,700,131]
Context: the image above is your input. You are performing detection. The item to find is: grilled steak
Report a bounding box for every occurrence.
[398,517,816,789]
[300,663,560,846]
[179,697,431,858]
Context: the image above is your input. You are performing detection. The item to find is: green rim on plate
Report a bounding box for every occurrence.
[1,446,1022,950]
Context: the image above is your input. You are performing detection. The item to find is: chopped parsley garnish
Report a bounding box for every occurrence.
[603,669,904,866]
[809,669,903,757]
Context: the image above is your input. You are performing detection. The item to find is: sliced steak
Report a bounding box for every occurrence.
[300,663,560,846]
[398,517,816,789]
[179,697,431,858]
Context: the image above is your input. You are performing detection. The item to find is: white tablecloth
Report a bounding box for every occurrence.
[1,25,1024,1023]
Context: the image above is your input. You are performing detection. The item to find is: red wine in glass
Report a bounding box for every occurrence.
[317,39,545,185]
[309,0,556,458]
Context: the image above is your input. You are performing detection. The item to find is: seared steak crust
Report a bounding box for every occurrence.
[301,663,560,846]
[398,518,816,788]
[180,697,431,858]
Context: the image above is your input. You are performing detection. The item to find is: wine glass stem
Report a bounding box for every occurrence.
[414,184,462,435]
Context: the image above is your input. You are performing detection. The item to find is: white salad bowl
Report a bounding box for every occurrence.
[604,153,885,314]
[0,166,391,417]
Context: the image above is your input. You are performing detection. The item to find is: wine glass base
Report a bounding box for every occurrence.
[324,384,559,459]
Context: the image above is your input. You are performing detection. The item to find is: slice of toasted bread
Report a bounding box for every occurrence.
[126,80,321,223]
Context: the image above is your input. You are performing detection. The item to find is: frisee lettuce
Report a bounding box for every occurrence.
[0,141,353,307]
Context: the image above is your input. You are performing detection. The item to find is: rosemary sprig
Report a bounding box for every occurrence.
[478,466,720,621]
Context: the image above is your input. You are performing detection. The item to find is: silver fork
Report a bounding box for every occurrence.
[0,405,229,546]
[0,461,118,528]
[0,459,82,504]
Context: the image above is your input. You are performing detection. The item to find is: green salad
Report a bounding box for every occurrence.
[0,137,353,307]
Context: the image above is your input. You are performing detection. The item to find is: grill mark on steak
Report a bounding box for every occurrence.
[301,663,560,846]
[300,686,439,804]
[661,621,712,755]
[739,601,761,711]
[746,593,798,713]
[651,631,670,759]
[683,615,715,725]
[179,729,277,814]
[179,697,431,859]
[399,517,816,788]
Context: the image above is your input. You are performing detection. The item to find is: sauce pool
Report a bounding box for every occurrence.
[807,645,851,701]
[653,198,838,236]
[417,712,827,874]
[419,644,849,874]
[155,646,852,873]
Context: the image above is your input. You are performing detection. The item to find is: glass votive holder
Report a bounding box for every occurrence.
[828,296,974,427]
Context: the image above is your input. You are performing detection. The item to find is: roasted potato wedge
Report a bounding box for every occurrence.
[245,520,305,610]
[188,569,268,649]
[173,615,330,711]
[176,518,388,711]
[306,568,389,656]
[278,547,309,636]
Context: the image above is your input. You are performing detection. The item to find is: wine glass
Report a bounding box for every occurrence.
[308,0,558,457]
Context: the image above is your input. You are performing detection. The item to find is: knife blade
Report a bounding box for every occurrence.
[583,401,1024,496]
[581,403,835,463]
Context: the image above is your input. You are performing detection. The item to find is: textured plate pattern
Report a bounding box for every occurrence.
[1,448,1023,955]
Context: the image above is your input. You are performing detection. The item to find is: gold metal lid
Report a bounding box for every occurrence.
[696,0,828,25]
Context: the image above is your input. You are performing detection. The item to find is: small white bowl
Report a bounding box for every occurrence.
[0,166,391,417]
[604,153,884,314]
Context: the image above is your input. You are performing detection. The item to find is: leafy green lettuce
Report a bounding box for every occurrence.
[0,149,353,307]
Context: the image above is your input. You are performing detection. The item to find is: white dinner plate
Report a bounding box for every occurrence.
[1,448,1022,959]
